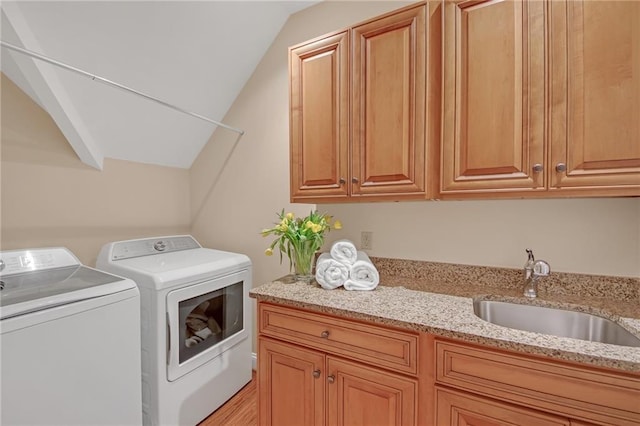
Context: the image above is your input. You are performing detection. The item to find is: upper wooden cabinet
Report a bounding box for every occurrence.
[441,0,640,199]
[441,0,546,195]
[548,0,640,194]
[290,2,441,203]
[290,0,638,202]
[350,6,427,198]
[290,32,350,200]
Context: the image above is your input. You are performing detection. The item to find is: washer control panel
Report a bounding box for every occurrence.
[0,248,80,276]
[109,236,201,260]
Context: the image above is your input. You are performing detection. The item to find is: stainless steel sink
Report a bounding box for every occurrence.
[473,300,640,347]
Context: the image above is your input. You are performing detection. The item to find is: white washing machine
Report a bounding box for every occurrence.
[0,247,142,426]
[96,235,252,426]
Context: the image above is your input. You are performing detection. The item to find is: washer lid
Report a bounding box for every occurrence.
[0,248,133,320]
[0,266,132,320]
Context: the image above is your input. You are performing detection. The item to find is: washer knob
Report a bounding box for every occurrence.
[154,241,167,252]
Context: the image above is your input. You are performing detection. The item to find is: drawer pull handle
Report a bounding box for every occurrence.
[532,163,543,173]
[556,163,567,172]
[320,330,330,338]
[327,375,335,384]
[312,369,321,378]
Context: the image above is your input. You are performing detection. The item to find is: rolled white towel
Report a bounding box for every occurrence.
[330,239,358,265]
[315,253,349,290]
[344,251,380,291]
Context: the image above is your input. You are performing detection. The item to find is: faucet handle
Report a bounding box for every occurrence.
[533,260,550,277]
[525,248,535,262]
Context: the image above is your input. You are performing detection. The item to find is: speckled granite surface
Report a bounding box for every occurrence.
[371,257,640,303]
[250,258,640,372]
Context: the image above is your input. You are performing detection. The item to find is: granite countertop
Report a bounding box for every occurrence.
[250,271,640,373]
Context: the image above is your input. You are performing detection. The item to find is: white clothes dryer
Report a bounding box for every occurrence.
[96,235,252,426]
[0,247,142,426]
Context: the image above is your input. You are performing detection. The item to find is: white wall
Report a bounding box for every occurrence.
[325,198,640,277]
[1,74,191,266]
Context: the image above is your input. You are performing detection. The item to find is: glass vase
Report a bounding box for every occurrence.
[291,243,317,284]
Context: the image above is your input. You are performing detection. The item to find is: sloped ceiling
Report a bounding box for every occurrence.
[1,1,317,169]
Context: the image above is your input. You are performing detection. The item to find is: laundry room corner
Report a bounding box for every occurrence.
[0,74,191,265]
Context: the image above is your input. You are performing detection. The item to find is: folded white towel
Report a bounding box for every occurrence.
[344,251,380,291]
[330,239,358,265]
[315,253,349,290]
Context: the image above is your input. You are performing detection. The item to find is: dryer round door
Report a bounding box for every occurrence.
[165,269,249,381]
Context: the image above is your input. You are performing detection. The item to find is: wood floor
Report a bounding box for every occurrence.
[198,370,257,426]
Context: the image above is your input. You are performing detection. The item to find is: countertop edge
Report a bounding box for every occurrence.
[250,282,640,373]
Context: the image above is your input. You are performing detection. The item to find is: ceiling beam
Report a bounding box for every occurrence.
[1,3,104,170]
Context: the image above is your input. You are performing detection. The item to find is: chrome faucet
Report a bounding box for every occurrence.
[523,249,550,298]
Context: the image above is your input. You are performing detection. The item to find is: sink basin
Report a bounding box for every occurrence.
[473,300,640,347]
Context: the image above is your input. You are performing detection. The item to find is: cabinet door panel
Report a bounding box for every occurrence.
[327,357,417,426]
[441,0,545,194]
[290,32,349,200]
[550,0,640,192]
[435,387,571,426]
[352,5,426,196]
[258,337,325,426]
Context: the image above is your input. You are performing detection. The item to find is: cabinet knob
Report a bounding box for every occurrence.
[339,178,346,184]
[312,369,321,378]
[320,330,330,338]
[351,177,359,184]
[555,163,567,172]
[327,375,335,384]
[532,164,543,173]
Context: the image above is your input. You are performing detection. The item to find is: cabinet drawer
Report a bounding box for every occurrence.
[435,386,570,426]
[435,339,640,425]
[259,303,418,374]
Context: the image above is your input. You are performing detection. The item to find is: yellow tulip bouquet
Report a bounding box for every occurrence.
[261,210,342,282]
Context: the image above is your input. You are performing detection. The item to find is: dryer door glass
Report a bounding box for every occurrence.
[165,269,249,382]
[178,281,243,363]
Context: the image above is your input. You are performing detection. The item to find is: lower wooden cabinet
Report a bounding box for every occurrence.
[433,337,640,426]
[256,301,640,426]
[258,337,325,426]
[435,387,571,426]
[257,302,420,426]
[327,357,417,426]
[259,337,417,426]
